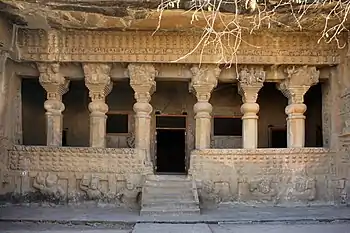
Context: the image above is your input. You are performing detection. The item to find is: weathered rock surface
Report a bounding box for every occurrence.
[0,0,349,32]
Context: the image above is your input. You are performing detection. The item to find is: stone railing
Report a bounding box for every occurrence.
[8,145,146,173]
[189,148,348,206]
[1,145,152,206]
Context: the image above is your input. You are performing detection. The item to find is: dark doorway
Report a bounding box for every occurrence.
[269,127,287,148]
[155,116,186,174]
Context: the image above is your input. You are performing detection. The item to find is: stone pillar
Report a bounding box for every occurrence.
[37,63,69,146]
[128,63,156,154]
[278,66,320,148]
[83,63,112,148]
[238,66,265,149]
[190,65,221,150]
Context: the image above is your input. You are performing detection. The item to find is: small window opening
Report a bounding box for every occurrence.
[214,117,242,136]
[269,126,287,148]
[106,114,128,134]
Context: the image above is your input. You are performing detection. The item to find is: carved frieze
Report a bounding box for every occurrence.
[190,148,332,176]
[239,177,278,202]
[17,30,342,64]
[284,175,316,202]
[191,148,332,204]
[33,173,65,201]
[9,146,145,173]
[80,174,102,200]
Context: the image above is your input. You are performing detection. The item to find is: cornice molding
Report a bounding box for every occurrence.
[16,29,342,65]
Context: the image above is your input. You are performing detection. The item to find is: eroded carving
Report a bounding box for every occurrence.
[117,174,143,209]
[80,174,102,200]
[205,181,232,203]
[238,66,265,85]
[37,63,69,93]
[332,179,348,204]
[247,177,278,201]
[284,175,316,202]
[128,63,157,102]
[190,64,221,101]
[238,66,265,103]
[33,173,65,201]
[190,148,331,204]
[83,63,112,100]
[278,65,320,104]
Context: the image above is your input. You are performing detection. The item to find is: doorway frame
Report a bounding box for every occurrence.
[153,114,188,174]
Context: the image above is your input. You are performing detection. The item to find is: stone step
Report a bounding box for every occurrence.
[142,194,194,201]
[144,180,192,188]
[140,206,200,216]
[140,175,200,216]
[143,199,196,207]
[142,188,194,196]
[142,201,199,209]
[146,175,189,181]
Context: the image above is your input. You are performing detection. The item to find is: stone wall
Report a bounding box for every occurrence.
[0,145,151,207]
[189,148,346,205]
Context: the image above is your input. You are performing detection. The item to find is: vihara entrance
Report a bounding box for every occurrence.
[155,115,187,174]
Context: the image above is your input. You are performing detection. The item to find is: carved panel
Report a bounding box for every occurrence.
[17,30,341,64]
[190,148,334,204]
[8,146,146,173]
[191,148,332,176]
[340,90,350,138]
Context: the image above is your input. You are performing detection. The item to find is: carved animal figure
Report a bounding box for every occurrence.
[117,179,142,209]
[33,173,65,200]
[249,178,278,201]
[79,174,102,200]
[286,176,316,202]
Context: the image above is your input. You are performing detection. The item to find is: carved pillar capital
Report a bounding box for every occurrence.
[190,64,221,101]
[128,63,157,103]
[277,66,319,148]
[190,64,221,150]
[83,63,112,101]
[237,66,265,149]
[37,62,69,101]
[37,62,69,147]
[278,65,320,104]
[238,66,265,103]
[127,63,156,163]
[83,63,113,148]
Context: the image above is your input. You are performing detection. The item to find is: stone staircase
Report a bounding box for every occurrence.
[140,175,200,216]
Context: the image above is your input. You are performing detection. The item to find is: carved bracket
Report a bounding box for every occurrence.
[128,63,157,103]
[278,66,320,104]
[37,62,70,100]
[190,64,221,101]
[237,66,265,103]
[83,63,113,101]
